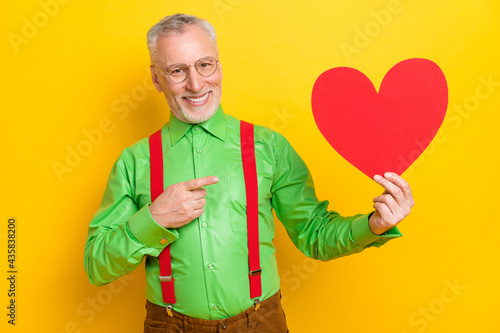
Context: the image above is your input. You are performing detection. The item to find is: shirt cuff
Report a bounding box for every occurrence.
[128,204,179,249]
[351,213,402,247]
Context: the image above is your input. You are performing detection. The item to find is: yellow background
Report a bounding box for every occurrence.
[2,0,499,332]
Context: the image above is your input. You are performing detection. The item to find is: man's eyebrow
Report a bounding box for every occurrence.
[165,56,217,68]
[165,62,186,68]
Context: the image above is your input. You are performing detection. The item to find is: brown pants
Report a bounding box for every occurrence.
[144,291,289,333]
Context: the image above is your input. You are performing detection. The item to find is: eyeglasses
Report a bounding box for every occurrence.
[153,56,220,83]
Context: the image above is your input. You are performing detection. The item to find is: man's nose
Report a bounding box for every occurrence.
[185,66,203,92]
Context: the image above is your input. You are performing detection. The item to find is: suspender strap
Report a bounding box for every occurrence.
[149,129,176,305]
[240,121,262,300]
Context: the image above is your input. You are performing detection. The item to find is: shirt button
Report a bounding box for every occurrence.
[202,222,207,228]
[194,127,199,131]
[208,264,214,270]
[213,305,218,310]
[197,149,202,154]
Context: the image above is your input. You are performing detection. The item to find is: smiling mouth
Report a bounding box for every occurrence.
[183,92,210,106]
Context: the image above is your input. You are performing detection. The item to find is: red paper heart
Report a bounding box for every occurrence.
[311,58,448,179]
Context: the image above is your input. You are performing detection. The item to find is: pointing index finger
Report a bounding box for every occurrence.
[182,176,219,191]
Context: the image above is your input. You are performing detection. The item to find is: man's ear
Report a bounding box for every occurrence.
[150,65,163,93]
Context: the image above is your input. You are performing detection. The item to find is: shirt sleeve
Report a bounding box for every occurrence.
[84,150,179,286]
[270,133,402,261]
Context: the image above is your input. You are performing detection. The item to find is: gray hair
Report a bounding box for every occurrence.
[147,13,218,64]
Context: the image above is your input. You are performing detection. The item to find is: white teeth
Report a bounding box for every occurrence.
[186,93,209,103]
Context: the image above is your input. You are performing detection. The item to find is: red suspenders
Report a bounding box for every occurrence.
[149,129,176,310]
[148,120,261,313]
[240,121,262,303]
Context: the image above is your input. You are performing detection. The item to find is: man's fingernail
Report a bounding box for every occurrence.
[384,172,392,178]
[212,177,219,182]
[374,174,381,181]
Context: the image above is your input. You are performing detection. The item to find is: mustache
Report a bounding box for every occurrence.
[180,90,210,98]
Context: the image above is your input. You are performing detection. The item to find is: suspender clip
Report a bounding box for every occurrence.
[249,268,262,277]
[159,275,173,282]
[166,304,173,317]
[253,298,261,311]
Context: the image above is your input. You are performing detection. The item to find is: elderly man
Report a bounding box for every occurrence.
[84,13,414,333]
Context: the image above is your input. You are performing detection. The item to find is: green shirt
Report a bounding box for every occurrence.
[84,106,401,319]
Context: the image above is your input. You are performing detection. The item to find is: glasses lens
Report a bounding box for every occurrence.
[166,65,188,83]
[196,57,217,77]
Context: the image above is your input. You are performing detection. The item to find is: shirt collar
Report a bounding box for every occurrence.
[168,105,227,146]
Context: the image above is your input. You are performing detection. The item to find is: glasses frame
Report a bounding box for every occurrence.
[153,57,220,83]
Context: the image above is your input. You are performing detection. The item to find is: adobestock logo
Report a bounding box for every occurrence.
[396,127,448,177]
[51,72,156,182]
[400,277,467,333]
[7,0,72,54]
[56,274,136,333]
[399,74,498,177]
[213,0,245,20]
[340,0,403,63]
[279,257,319,305]
[269,106,296,132]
